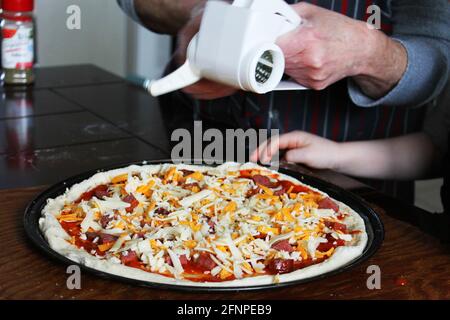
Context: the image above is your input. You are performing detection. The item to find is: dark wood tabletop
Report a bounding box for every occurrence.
[1,65,449,300]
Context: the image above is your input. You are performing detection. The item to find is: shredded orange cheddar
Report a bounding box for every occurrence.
[111,174,128,184]
[98,242,114,252]
[257,226,280,235]
[217,245,228,252]
[315,247,334,258]
[258,184,274,196]
[223,201,237,214]
[183,240,197,249]
[185,171,204,181]
[219,269,232,279]
[58,214,82,222]
[297,245,309,260]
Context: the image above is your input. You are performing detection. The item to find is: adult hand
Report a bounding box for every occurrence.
[133,0,205,35]
[175,4,238,100]
[250,131,341,170]
[278,2,407,97]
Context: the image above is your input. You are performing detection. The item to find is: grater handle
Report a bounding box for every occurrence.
[148,60,201,97]
[274,80,309,91]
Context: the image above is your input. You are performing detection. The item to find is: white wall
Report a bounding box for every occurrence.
[33,0,172,79]
[34,0,128,76]
[126,21,172,80]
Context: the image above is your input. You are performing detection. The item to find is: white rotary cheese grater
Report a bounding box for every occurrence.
[149,0,308,97]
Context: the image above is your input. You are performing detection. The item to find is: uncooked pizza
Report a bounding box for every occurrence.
[39,162,367,287]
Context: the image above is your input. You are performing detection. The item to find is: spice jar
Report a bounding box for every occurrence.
[1,0,35,85]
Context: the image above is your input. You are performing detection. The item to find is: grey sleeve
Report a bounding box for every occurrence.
[117,0,142,24]
[349,0,450,108]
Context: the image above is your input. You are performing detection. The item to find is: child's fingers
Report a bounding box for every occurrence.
[250,135,277,163]
[284,149,308,164]
[250,142,266,163]
[250,134,285,163]
[252,131,309,163]
[258,137,277,163]
[252,136,279,163]
[263,132,308,162]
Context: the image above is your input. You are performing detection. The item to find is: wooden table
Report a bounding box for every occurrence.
[1,66,449,300]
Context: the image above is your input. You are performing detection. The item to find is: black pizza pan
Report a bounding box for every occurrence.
[24,160,384,292]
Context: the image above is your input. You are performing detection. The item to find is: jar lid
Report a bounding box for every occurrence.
[2,0,34,12]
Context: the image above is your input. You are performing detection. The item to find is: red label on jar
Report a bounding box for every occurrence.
[1,26,34,70]
[2,28,17,39]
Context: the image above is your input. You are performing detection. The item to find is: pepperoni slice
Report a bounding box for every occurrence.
[99,233,118,244]
[135,232,146,239]
[164,254,173,266]
[274,187,287,196]
[85,231,98,241]
[181,169,194,176]
[254,233,266,240]
[76,184,109,203]
[267,259,294,274]
[99,214,113,228]
[155,207,170,215]
[179,255,189,266]
[316,241,334,252]
[273,182,292,196]
[183,182,199,188]
[194,253,217,271]
[324,220,348,233]
[318,197,339,212]
[271,240,294,253]
[94,185,110,199]
[165,254,189,267]
[123,194,139,213]
[120,250,139,265]
[252,175,278,188]
[85,232,118,244]
[275,180,312,195]
[317,234,345,252]
[246,187,261,197]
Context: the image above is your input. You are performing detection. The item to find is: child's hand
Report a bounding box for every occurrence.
[251,131,341,170]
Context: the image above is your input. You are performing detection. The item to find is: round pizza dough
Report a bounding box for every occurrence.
[39,162,368,288]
